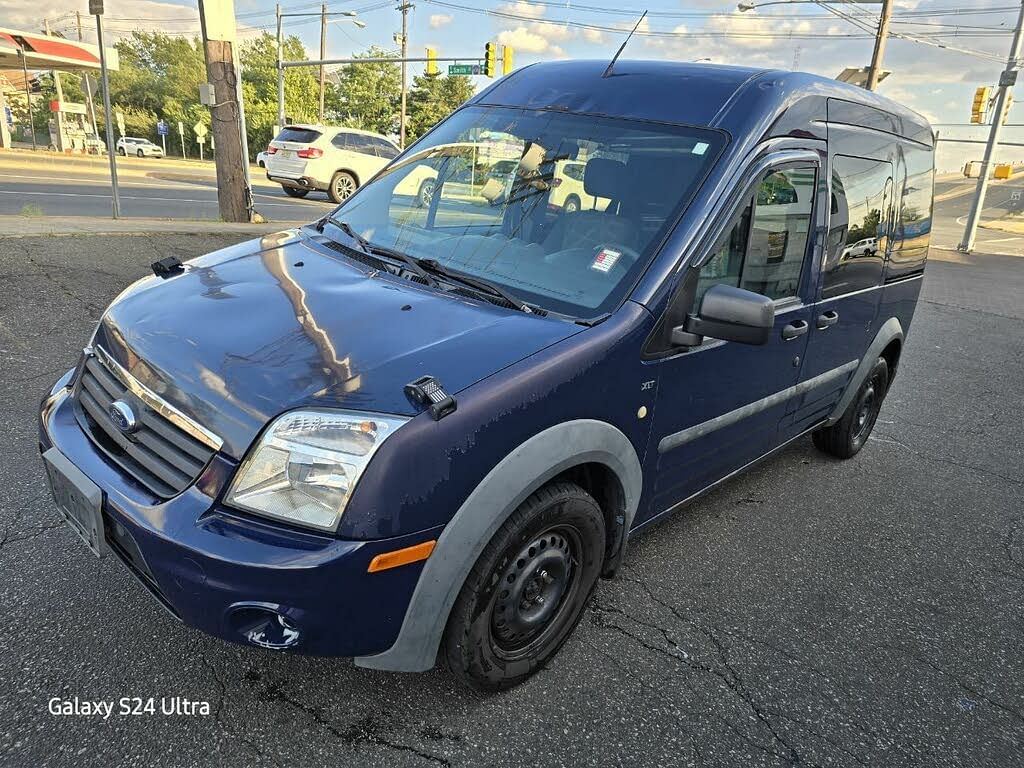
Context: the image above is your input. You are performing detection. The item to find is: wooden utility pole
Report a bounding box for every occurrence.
[198,0,250,222]
[865,0,893,91]
[319,3,327,123]
[398,2,411,147]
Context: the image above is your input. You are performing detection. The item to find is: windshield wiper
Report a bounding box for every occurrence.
[417,259,536,314]
[321,216,437,285]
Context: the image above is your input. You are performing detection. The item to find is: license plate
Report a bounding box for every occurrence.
[279,150,293,159]
[42,448,107,558]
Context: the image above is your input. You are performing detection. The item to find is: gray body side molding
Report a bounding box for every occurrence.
[825,316,903,425]
[355,419,643,672]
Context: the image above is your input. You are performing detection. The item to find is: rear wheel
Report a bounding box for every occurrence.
[813,357,889,459]
[117,147,126,156]
[416,178,435,208]
[563,195,581,213]
[328,171,357,204]
[282,186,309,198]
[137,149,145,158]
[443,481,605,692]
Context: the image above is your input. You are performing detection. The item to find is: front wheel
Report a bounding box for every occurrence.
[813,357,889,459]
[328,170,357,204]
[117,147,126,156]
[443,481,605,692]
[137,149,145,158]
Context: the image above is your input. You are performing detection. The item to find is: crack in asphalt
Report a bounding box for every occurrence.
[200,657,282,768]
[260,680,451,766]
[870,429,1023,488]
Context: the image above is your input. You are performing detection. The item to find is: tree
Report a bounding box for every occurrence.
[326,46,401,136]
[406,72,475,143]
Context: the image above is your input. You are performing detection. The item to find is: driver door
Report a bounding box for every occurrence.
[643,157,823,520]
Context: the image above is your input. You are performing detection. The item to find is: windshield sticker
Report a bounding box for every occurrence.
[692,142,709,156]
[592,248,622,273]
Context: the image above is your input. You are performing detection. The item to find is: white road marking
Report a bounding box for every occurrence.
[0,189,326,208]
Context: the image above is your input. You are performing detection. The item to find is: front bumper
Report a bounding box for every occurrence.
[39,372,438,658]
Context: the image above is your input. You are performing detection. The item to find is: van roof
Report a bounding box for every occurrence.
[470,60,933,146]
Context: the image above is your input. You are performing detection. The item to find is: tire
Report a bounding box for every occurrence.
[137,149,145,158]
[258,160,265,168]
[416,178,435,208]
[282,186,309,199]
[328,170,357,204]
[813,357,889,459]
[117,147,126,156]
[563,195,581,214]
[443,481,606,692]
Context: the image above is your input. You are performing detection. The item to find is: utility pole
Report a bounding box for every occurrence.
[276,3,285,129]
[198,0,251,222]
[398,2,411,148]
[959,0,1024,252]
[18,49,37,151]
[319,3,327,123]
[865,0,892,91]
[92,0,120,216]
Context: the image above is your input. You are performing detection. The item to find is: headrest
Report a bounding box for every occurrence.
[584,158,627,199]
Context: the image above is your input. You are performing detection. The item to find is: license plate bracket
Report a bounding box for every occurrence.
[42,447,107,558]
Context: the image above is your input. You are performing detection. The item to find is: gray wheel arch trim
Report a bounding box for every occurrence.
[826,317,903,425]
[354,419,643,672]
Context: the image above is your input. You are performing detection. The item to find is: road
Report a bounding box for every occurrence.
[1,232,1022,767]
[930,173,1024,255]
[0,153,334,223]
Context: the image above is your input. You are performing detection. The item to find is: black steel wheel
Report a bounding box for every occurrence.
[813,356,889,459]
[443,481,605,691]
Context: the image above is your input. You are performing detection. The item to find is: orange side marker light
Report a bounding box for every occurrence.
[367,540,437,573]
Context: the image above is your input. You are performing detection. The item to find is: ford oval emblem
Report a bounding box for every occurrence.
[108,400,138,434]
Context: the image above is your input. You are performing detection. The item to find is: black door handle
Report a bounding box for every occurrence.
[816,310,839,330]
[781,320,809,340]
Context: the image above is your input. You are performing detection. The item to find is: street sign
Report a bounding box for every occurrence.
[157,120,169,136]
[4,105,13,126]
[193,121,208,138]
[89,0,104,15]
[448,64,477,76]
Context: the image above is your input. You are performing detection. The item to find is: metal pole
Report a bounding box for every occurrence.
[235,59,254,219]
[19,51,37,151]
[865,0,893,91]
[276,3,285,129]
[319,3,327,123]
[399,2,410,148]
[95,13,120,217]
[959,0,1024,252]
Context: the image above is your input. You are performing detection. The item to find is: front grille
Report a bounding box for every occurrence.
[74,354,217,498]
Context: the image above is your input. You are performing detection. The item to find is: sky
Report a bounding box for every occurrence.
[4,0,1023,170]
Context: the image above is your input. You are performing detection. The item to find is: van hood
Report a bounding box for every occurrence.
[93,231,581,459]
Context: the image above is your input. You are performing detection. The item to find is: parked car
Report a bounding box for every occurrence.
[843,236,879,259]
[264,124,400,203]
[116,136,163,158]
[256,150,269,168]
[547,159,610,213]
[39,61,934,692]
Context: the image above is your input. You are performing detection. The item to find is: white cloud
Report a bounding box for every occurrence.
[581,28,605,45]
[429,14,453,29]
[528,21,572,43]
[497,25,557,55]
[498,2,546,20]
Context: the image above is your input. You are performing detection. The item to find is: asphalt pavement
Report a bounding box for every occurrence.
[0,231,1022,767]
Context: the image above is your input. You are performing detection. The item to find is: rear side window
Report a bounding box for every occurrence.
[697,166,816,303]
[822,156,892,299]
[889,147,933,280]
[334,132,376,156]
[276,127,321,144]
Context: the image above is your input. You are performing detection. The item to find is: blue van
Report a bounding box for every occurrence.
[39,61,933,690]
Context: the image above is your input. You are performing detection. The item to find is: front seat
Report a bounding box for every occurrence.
[543,158,638,254]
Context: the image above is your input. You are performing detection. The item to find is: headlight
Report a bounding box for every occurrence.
[226,410,408,532]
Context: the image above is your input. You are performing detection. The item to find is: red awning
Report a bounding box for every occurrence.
[0,27,117,72]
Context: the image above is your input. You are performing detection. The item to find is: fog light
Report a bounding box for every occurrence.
[230,606,301,649]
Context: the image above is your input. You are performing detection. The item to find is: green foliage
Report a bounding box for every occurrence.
[326,46,401,136]
[406,73,475,142]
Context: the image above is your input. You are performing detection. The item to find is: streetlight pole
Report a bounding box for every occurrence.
[93,2,121,217]
[276,3,285,129]
[865,0,893,91]
[319,3,327,123]
[959,0,1024,253]
[398,2,411,148]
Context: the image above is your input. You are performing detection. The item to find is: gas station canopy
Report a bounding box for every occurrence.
[0,27,118,72]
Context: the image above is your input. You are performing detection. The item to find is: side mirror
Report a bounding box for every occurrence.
[671,284,774,347]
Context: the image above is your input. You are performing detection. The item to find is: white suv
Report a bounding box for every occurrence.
[116,137,163,158]
[265,124,400,203]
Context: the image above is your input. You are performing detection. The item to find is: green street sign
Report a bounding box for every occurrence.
[448,64,479,76]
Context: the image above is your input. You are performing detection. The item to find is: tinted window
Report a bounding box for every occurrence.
[372,138,399,159]
[822,156,892,299]
[697,166,816,303]
[336,132,376,156]
[889,147,933,279]
[563,163,585,182]
[276,127,321,144]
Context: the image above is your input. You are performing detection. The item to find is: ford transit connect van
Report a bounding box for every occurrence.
[39,61,933,691]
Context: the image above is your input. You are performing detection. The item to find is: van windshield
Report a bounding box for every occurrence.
[325,106,725,318]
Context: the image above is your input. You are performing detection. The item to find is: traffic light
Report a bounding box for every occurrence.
[501,45,514,76]
[484,42,496,78]
[426,47,438,76]
[971,86,990,124]
[1003,94,1014,124]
